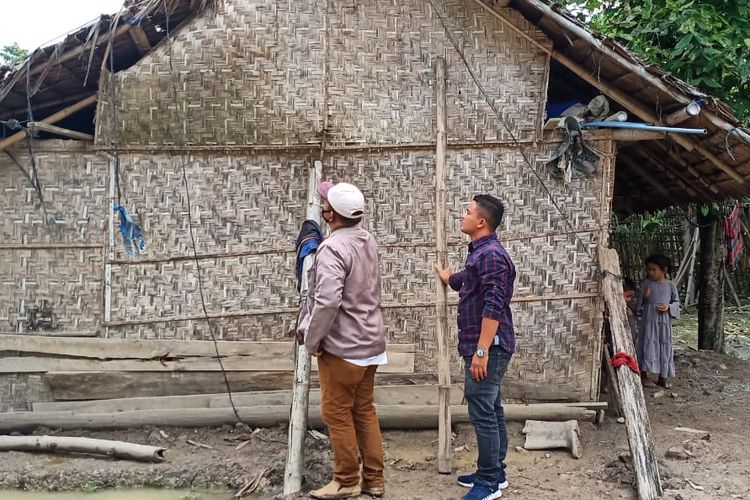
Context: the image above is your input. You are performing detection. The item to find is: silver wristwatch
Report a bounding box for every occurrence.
[475,347,488,358]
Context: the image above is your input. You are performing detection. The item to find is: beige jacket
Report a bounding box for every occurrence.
[297,226,386,359]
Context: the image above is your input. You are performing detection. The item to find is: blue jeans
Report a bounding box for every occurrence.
[464,349,512,487]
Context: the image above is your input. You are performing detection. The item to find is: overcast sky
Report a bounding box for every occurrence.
[0,1,125,51]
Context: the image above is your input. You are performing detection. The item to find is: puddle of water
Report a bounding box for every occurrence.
[0,490,235,500]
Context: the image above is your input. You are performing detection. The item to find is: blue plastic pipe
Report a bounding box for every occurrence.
[580,121,707,134]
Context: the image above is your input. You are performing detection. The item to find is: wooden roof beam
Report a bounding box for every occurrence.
[0,92,96,119]
[128,25,152,56]
[618,154,671,198]
[652,141,721,195]
[520,0,750,148]
[551,51,747,186]
[0,94,97,152]
[635,149,707,201]
[28,122,94,142]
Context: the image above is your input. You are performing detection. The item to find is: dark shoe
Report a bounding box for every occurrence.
[462,483,502,500]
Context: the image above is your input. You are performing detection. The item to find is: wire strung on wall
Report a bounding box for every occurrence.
[425,0,598,264]
[24,56,50,224]
[163,3,245,424]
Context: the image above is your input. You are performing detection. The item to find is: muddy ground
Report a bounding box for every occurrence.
[1,317,749,499]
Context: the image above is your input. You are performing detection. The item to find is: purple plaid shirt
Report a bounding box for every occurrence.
[449,233,516,357]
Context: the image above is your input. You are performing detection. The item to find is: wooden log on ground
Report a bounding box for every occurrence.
[0,435,166,462]
[33,384,469,414]
[599,246,663,500]
[0,404,597,433]
[284,159,322,495]
[44,371,439,401]
[434,55,452,475]
[34,387,606,415]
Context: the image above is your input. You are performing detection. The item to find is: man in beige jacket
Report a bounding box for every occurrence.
[298,182,386,499]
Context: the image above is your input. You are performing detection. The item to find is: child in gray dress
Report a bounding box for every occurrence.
[636,254,680,389]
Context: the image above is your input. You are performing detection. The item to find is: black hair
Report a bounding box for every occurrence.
[645,253,671,274]
[332,210,362,227]
[623,277,636,292]
[473,194,505,231]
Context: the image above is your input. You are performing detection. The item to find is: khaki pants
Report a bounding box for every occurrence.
[317,352,385,488]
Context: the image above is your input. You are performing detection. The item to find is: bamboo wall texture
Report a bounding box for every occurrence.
[1,0,616,408]
[97,0,551,148]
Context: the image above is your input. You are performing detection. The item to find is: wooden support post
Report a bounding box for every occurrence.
[434,56,452,475]
[283,160,323,495]
[697,211,726,351]
[0,94,98,152]
[724,268,742,308]
[599,247,663,500]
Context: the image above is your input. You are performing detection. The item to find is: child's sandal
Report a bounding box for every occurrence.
[659,378,673,389]
[642,379,657,388]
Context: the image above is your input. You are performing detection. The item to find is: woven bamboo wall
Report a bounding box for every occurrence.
[97,0,551,147]
[0,142,108,335]
[103,139,614,400]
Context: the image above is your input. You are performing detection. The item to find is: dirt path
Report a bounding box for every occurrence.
[1,348,748,499]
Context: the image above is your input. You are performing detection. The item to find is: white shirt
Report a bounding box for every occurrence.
[345,351,388,367]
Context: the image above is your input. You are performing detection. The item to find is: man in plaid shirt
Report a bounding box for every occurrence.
[437,194,516,500]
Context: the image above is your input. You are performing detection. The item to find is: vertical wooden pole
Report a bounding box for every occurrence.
[698,211,726,351]
[434,56,452,475]
[104,157,116,339]
[283,160,323,495]
[599,247,663,500]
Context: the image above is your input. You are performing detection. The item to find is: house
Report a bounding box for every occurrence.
[1,0,748,417]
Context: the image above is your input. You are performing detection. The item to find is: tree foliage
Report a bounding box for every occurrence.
[555,0,750,124]
[0,43,29,66]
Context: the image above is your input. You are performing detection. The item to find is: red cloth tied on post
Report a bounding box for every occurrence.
[611,351,640,374]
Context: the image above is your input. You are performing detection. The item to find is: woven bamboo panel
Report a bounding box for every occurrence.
[109,253,298,323]
[98,0,550,147]
[110,152,309,260]
[325,0,550,145]
[0,142,109,245]
[106,313,300,341]
[0,374,52,412]
[0,249,103,334]
[99,0,327,147]
[325,142,612,246]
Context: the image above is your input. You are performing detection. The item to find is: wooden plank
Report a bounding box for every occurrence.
[33,384,468,414]
[434,56,452,475]
[28,122,94,142]
[0,404,597,433]
[599,246,663,499]
[0,336,414,360]
[284,159,323,495]
[0,352,414,374]
[44,371,438,401]
[33,386,605,415]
